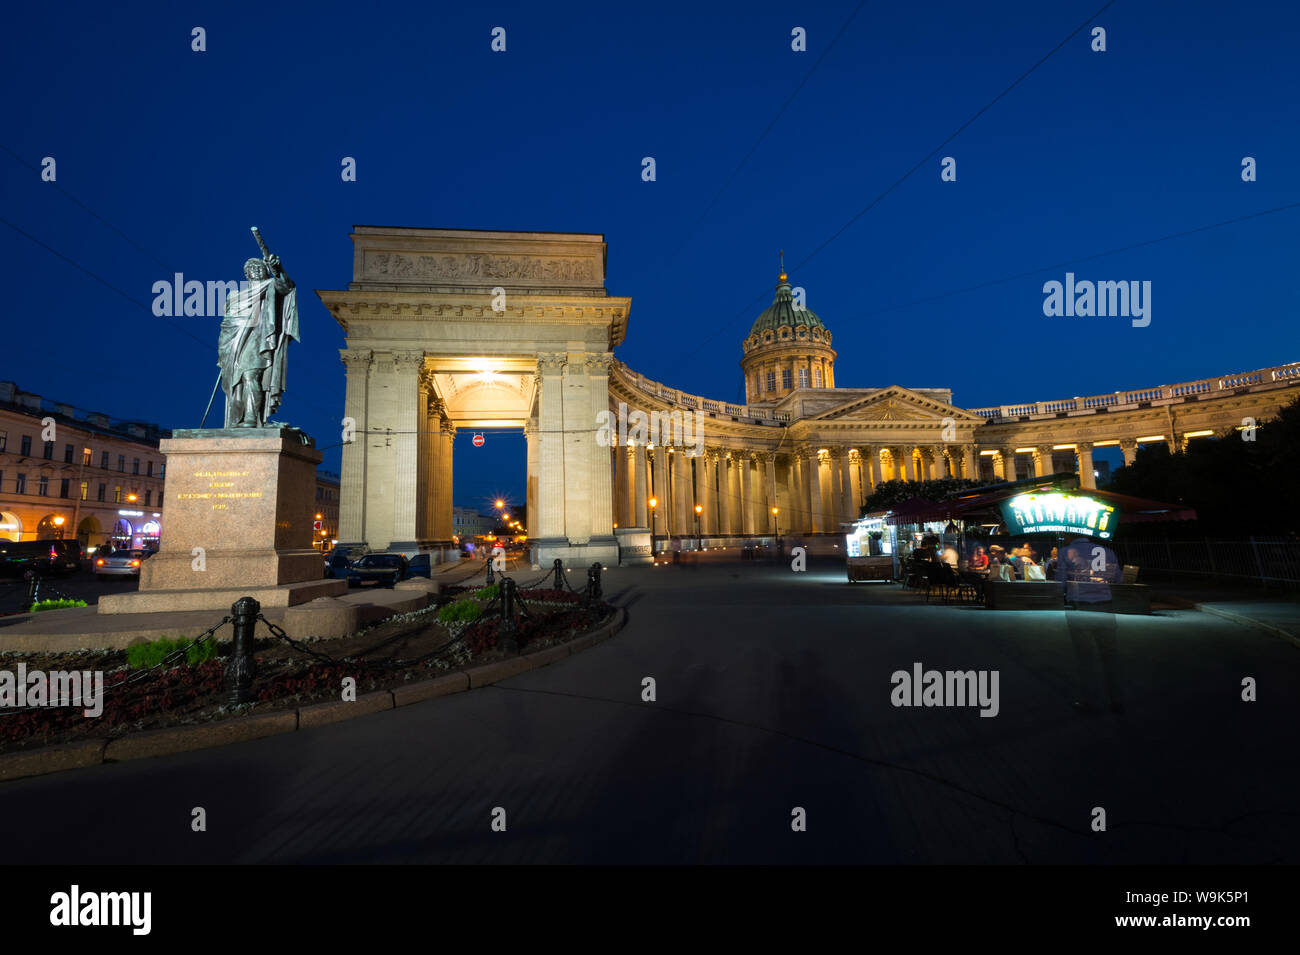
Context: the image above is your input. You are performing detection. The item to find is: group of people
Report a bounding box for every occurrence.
[966,540,1121,584]
[967,543,1054,581]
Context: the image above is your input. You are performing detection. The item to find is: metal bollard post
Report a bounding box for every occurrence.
[586,562,603,607]
[485,555,495,585]
[225,596,259,706]
[551,558,564,590]
[498,577,518,653]
[24,571,40,612]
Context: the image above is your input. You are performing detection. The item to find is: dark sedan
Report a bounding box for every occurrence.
[346,554,408,588]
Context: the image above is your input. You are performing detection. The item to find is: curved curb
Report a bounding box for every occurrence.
[0,605,627,784]
[1194,602,1300,649]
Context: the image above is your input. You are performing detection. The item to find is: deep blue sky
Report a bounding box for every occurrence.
[3,0,1297,507]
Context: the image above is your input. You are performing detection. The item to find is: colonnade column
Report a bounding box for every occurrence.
[612,440,628,528]
[901,447,917,483]
[804,449,823,533]
[1032,444,1053,478]
[726,452,742,534]
[962,445,978,481]
[652,446,668,534]
[1076,442,1096,490]
[633,442,649,527]
[834,448,853,525]
[759,452,776,535]
[701,451,717,534]
[1120,438,1138,467]
[672,449,690,537]
[865,446,881,495]
[931,445,949,479]
[739,453,756,535]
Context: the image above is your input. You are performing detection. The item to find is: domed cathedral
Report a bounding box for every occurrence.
[741,262,836,404]
[319,226,1300,563]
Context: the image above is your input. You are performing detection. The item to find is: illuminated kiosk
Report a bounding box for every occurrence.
[844,513,894,582]
[938,477,1194,611]
[97,427,347,615]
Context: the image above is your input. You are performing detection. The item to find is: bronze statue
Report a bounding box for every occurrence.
[214,227,300,428]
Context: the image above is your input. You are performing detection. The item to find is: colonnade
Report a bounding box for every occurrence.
[608,441,1102,536]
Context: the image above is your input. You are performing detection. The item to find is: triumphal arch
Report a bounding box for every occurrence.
[316,227,629,565]
[318,226,1300,566]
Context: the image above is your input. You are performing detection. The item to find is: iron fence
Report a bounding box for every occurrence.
[1114,537,1300,587]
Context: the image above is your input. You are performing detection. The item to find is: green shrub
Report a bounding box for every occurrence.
[30,598,88,612]
[475,584,499,602]
[126,635,219,670]
[438,598,483,623]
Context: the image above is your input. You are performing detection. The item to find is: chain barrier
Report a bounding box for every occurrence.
[0,616,232,716]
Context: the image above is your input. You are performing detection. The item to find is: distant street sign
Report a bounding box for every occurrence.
[313,520,322,530]
[473,433,485,447]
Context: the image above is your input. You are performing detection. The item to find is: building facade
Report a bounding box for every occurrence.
[0,382,168,550]
[316,227,1300,563]
[314,471,340,550]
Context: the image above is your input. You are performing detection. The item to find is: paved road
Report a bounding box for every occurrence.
[2,558,1297,863]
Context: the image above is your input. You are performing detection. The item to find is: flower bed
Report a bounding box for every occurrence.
[0,591,613,754]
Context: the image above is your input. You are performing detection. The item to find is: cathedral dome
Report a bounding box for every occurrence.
[747,274,827,339]
[740,264,836,404]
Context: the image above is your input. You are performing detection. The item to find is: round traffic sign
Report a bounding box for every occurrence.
[472,433,485,447]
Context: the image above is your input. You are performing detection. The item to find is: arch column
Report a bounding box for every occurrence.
[389,351,424,550]
[338,349,372,546]
[525,420,539,539]
[536,354,568,545]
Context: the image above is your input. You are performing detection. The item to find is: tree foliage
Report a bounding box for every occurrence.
[1104,395,1300,536]
[861,477,986,515]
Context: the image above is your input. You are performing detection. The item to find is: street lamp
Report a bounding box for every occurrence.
[771,507,780,552]
[694,504,703,550]
[649,497,658,557]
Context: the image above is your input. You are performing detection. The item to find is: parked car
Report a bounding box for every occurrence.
[94,548,151,580]
[326,544,367,579]
[407,553,432,579]
[0,539,83,577]
[346,553,409,588]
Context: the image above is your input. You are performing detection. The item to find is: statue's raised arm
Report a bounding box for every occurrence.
[217,227,301,428]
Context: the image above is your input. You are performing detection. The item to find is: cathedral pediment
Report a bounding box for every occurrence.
[811,386,983,423]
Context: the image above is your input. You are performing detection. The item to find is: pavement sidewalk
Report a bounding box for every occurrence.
[1154,586,1300,647]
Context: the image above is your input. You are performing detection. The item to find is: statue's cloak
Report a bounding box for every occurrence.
[218,275,300,426]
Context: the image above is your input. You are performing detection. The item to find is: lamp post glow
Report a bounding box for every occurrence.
[694,504,703,550]
[649,497,658,556]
